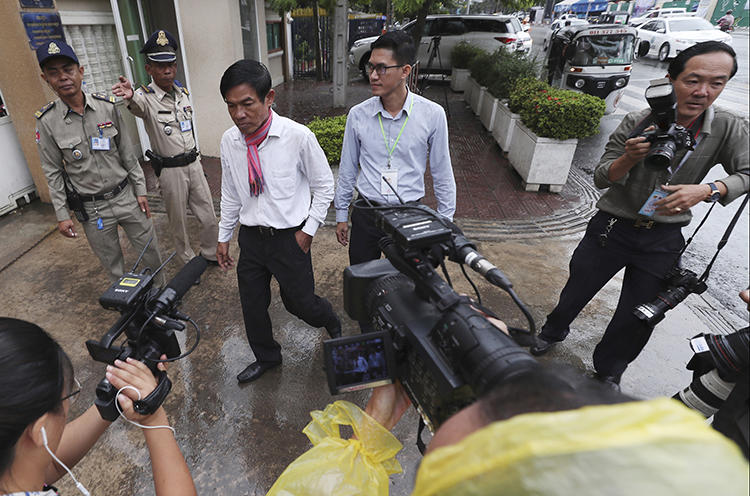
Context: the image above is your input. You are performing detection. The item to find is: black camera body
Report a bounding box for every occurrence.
[633,78,696,170]
[330,204,537,431]
[633,266,707,326]
[86,256,206,421]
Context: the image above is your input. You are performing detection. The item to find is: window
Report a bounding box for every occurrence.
[266,21,282,52]
[641,21,657,30]
[464,18,510,33]
[63,24,123,94]
[239,0,260,59]
[430,18,466,36]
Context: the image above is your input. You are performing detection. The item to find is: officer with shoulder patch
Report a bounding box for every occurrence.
[112,30,219,267]
[35,40,164,284]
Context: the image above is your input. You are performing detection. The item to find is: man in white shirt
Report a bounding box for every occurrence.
[215,59,341,384]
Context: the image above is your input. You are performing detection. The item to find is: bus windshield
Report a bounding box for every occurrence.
[570,34,635,66]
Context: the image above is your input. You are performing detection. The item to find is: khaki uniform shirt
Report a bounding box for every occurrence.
[127,82,196,157]
[36,93,146,221]
[594,106,749,223]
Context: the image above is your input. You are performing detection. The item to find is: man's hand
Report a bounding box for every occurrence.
[216,241,234,270]
[58,219,77,238]
[336,222,349,246]
[295,230,313,254]
[365,382,412,431]
[111,75,134,100]
[136,196,151,218]
[608,127,655,182]
[655,183,713,215]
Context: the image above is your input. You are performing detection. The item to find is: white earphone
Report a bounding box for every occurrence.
[41,426,91,496]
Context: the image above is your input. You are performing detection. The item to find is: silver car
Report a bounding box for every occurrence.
[349,14,533,80]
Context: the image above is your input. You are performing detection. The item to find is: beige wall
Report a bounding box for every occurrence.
[57,0,111,11]
[178,0,245,157]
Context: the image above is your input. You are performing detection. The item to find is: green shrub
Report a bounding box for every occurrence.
[487,51,540,100]
[468,50,497,87]
[508,77,548,113]
[451,41,485,70]
[509,78,606,140]
[307,114,347,164]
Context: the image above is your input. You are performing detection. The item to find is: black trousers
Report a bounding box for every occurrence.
[541,211,685,380]
[236,225,336,363]
[348,198,422,265]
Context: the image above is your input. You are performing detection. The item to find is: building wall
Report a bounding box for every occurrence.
[265,6,285,86]
[56,0,111,11]
[178,0,245,157]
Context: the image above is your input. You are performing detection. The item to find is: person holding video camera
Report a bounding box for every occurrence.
[215,59,341,384]
[34,40,164,285]
[0,317,196,496]
[531,42,749,387]
[334,30,456,266]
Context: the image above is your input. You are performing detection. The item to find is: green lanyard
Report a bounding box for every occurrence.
[379,93,415,168]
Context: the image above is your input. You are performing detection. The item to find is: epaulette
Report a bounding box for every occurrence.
[140,84,155,94]
[91,92,117,104]
[174,80,189,95]
[35,101,55,119]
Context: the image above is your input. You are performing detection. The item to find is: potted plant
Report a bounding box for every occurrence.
[507,78,605,192]
[489,52,540,151]
[468,50,495,116]
[450,42,483,93]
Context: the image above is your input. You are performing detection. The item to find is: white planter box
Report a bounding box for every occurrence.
[471,86,486,116]
[464,77,478,105]
[507,121,578,193]
[479,94,499,131]
[492,101,520,152]
[450,68,470,92]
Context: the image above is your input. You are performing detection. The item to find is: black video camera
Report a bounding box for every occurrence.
[633,78,696,170]
[86,254,207,421]
[633,266,707,326]
[324,202,537,431]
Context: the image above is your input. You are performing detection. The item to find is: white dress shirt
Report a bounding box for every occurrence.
[218,110,334,242]
[334,88,456,222]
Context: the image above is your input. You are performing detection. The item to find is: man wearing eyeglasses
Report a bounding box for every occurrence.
[334,30,456,268]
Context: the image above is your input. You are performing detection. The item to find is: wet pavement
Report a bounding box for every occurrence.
[1,75,748,495]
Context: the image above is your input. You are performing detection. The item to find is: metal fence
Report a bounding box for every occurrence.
[292,14,332,79]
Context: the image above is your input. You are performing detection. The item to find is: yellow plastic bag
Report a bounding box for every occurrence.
[413,398,750,496]
[267,400,403,496]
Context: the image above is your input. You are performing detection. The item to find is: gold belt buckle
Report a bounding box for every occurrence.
[634,218,655,229]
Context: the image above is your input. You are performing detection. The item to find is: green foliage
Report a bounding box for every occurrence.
[507,77,548,113]
[509,78,606,140]
[451,42,485,70]
[468,50,497,87]
[307,114,347,164]
[486,50,540,100]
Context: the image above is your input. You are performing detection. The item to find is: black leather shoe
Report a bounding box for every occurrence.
[325,315,342,339]
[237,360,281,384]
[530,336,560,356]
[593,372,621,392]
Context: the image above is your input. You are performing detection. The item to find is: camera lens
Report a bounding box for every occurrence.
[633,286,690,326]
[644,139,676,169]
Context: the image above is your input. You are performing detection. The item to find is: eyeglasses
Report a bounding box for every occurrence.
[365,63,404,76]
[61,378,82,404]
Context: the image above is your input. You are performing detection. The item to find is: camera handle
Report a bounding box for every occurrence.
[133,369,172,415]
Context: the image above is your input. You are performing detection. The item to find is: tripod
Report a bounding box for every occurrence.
[418,36,451,119]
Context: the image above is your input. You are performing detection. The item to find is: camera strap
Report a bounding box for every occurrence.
[667,114,704,180]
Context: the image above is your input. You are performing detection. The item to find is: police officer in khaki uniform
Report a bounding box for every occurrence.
[35,40,164,284]
[112,30,219,266]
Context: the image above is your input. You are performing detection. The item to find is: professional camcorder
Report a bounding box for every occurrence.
[633,266,707,326]
[324,202,538,432]
[86,249,206,421]
[632,78,696,170]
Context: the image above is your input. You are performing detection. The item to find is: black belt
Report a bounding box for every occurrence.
[146,148,199,168]
[603,213,689,230]
[241,222,304,239]
[79,178,129,203]
[358,196,422,208]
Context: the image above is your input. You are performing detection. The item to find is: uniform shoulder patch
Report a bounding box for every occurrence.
[140,84,155,94]
[35,101,55,119]
[91,92,117,104]
[174,80,189,95]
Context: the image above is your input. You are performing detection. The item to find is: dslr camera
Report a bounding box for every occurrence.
[86,253,207,421]
[324,203,537,431]
[632,78,696,169]
[633,266,707,326]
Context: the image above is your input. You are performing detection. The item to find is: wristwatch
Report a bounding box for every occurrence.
[703,182,721,203]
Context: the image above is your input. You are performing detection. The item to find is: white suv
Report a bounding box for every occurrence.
[349,15,532,79]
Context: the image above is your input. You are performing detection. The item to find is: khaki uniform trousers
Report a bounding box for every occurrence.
[80,183,165,286]
[158,159,218,265]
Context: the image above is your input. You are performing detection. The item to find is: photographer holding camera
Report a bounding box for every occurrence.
[0,318,196,496]
[532,41,749,387]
